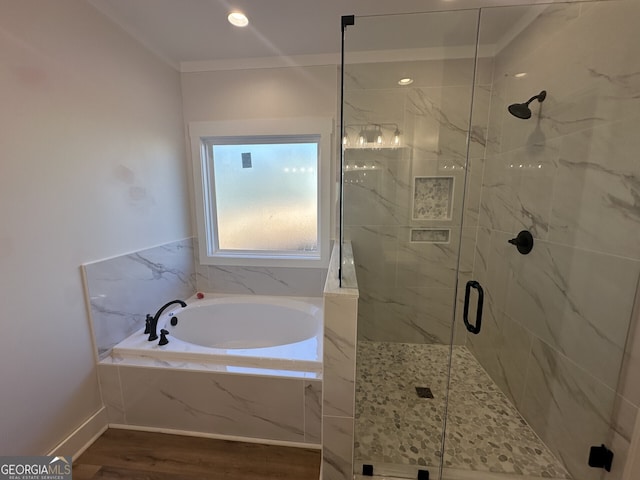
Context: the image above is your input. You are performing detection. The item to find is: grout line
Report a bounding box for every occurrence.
[483,226,640,263]
[116,365,127,425]
[302,380,307,443]
[518,325,534,412]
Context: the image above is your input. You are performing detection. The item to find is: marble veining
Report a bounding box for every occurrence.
[118,366,310,442]
[99,362,322,445]
[357,287,458,345]
[323,244,358,480]
[518,337,618,480]
[305,382,322,443]
[323,288,358,418]
[344,149,411,227]
[200,264,326,297]
[503,238,639,390]
[396,227,460,289]
[355,342,571,479]
[84,238,196,359]
[548,120,640,260]
[406,87,473,163]
[323,416,355,480]
[343,58,474,350]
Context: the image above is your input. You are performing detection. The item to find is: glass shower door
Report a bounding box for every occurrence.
[342,10,480,479]
[446,2,640,480]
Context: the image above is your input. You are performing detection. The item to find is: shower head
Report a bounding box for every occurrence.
[508,90,547,119]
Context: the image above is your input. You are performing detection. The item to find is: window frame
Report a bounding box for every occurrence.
[189,118,333,268]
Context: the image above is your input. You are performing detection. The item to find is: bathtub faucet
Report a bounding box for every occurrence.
[147,299,187,342]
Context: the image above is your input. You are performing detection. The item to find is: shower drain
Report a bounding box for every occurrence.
[415,387,434,399]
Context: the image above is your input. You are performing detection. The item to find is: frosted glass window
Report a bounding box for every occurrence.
[190,117,331,268]
[211,141,319,252]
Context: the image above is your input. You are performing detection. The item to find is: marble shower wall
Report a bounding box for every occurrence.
[97,362,321,445]
[193,239,327,297]
[343,55,489,345]
[83,239,196,359]
[467,2,640,479]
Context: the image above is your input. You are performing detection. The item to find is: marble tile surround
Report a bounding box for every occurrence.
[83,238,196,359]
[520,339,614,480]
[193,238,327,297]
[480,2,640,258]
[345,221,469,345]
[97,363,321,445]
[93,239,327,448]
[323,243,358,480]
[343,55,480,346]
[469,3,640,480]
[197,264,327,297]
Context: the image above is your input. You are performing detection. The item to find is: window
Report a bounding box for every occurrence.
[190,118,332,267]
[210,139,319,252]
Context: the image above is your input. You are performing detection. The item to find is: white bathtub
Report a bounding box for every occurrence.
[110,294,323,376]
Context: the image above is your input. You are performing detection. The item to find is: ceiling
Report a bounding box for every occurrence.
[88,0,540,70]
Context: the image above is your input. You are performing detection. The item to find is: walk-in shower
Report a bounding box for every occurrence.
[340,2,640,479]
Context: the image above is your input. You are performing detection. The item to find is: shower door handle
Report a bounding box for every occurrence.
[463,280,484,334]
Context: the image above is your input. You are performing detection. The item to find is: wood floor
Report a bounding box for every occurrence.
[73,429,321,480]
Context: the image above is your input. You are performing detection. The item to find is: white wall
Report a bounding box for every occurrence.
[181,65,339,237]
[0,0,190,454]
[181,66,338,122]
[181,65,339,295]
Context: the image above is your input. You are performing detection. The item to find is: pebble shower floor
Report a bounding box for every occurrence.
[355,342,571,479]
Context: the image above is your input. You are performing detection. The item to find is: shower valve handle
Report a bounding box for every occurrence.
[508,230,534,255]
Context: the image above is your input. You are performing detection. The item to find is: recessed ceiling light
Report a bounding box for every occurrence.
[514,72,527,78]
[398,77,414,86]
[228,12,249,27]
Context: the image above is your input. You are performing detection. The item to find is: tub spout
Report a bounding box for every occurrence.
[148,299,187,342]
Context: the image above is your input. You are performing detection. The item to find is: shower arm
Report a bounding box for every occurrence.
[525,91,547,106]
[524,95,539,106]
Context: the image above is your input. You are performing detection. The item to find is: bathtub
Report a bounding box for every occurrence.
[110,294,323,376]
[100,293,324,445]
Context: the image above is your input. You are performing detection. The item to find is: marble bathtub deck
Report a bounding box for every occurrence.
[355,342,571,479]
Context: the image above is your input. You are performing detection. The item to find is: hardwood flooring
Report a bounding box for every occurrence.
[73,429,321,480]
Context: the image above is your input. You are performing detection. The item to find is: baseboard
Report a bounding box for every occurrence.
[47,407,108,460]
[109,423,322,450]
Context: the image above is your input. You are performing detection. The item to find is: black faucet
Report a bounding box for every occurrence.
[147,299,187,341]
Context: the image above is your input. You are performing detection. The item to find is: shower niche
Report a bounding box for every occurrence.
[341,2,640,480]
[412,176,454,221]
